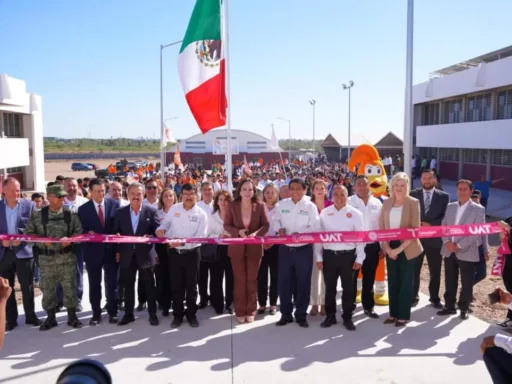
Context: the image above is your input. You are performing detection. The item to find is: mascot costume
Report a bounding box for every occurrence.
[348,144,389,306]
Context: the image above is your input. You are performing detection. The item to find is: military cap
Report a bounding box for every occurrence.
[46,184,68,197]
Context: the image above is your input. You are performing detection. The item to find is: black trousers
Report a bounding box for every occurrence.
[352,242,380,310]
[208,245,234,311]
[137,271,146,305]
[120,256,157,316]
[413,246,443,304]
[503,254,512,319]
[484,347,512,384]
[323,249,357,320]
[443,253,476,311]
[257,245,279,307]
[0,250,36,324]
[170,247,200,318]
[198,260,210,304]
[155,244,171,311]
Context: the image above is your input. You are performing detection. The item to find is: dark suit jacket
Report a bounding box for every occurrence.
[78,198,120,265]
[0,199,35,261]
[410,188,449,249]
[224,200,269,258]
[112,204,158,269]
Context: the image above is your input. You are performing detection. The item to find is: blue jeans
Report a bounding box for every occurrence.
[34,264,40,283]
[474,245,487,286]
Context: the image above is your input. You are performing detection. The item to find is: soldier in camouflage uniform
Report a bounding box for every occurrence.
[25,184,84,331]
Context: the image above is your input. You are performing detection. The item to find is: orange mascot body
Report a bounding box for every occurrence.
[348,144,389,306]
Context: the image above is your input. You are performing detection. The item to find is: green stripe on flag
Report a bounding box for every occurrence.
[179,0,221,54]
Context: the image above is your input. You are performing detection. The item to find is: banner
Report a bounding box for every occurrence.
[0,222,504,245]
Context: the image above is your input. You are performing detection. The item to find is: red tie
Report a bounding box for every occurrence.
[98,204,105,227]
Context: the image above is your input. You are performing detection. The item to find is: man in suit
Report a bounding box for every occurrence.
[78,178,120,325]
[438,179,486,320]
[113,182,159,326]
[0,178,41,330]
[410,169,449,308]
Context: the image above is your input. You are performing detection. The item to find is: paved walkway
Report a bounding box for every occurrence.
[0,278,496,384]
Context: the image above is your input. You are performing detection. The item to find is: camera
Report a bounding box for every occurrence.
[57,359,112,384]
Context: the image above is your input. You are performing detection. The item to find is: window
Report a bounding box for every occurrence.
[423,103,440,125]
[496,89,512,120]
[439,148,460,162]
[492,150,512,166]
[7,167,22,173]
[463,149,487,164]
[2,113,23,137]
[466,94,492,122]
[443,99,463,123]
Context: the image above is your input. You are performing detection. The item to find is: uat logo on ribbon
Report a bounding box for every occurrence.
[292,234,315,243]
[468,224,492,235]
[368,231,378,242]
[319,233,343,242]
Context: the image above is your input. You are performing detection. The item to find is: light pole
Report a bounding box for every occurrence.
[403,0,414,183]
[160,40,183,177]
[276,117,292,161]
[309,100,316,152]
[342,80,354,160]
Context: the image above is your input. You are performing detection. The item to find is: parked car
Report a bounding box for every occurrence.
[86,163,98,170]
[71,162,93,171]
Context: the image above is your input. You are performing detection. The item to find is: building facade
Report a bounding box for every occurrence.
[413,46,512,190]
[0,74,45,191]
[167,129,287,166]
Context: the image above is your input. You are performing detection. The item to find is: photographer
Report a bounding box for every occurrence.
[0,276,13,350]
[481,289,512,384]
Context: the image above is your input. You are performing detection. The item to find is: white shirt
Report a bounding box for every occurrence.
[272,196,320,247]
[430,158,437,169]
[348,195,382,233]
[258,180,271,189]
[451,199,470,243]
[423,188,435,205]
[143,198,159,209]
[315,204,366,264]
[495,308,512,353]
[158,203,208,250]
[208,211,228,238]
[92,199,105,217]
[65,195,88,212]
[156,208,170,225]
[265,204,278,236]
[212,182,222,192]
[389,207,403,229]
[197,200,214,216]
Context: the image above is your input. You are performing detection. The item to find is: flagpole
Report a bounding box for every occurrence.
[403,0,414,184]
[221,0,233,191]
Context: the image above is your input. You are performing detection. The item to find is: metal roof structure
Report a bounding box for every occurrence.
[430,45,512,77]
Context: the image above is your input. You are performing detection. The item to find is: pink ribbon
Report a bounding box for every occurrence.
[0,222,503,245]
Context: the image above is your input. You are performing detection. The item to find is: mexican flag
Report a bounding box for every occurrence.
[178,0,227,134]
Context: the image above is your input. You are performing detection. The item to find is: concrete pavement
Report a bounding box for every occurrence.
[0,278,496,384]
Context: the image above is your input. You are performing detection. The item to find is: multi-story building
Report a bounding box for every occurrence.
[0,73,45,192]
[413,46,512,190]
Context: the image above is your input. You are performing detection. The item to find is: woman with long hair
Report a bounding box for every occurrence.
[207,190,235,314]
[309,179,331,316]
[224,178,269,324]
[155,188,177,316]
[257,183,280,315]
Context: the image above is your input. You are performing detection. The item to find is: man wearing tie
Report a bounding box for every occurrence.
[410,169,449,308]
[78,178,120,325]
[113,182,159,326]
[0,178,41,330]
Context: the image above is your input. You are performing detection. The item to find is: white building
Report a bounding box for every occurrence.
[0,73,45,191]
[413,46,512,190]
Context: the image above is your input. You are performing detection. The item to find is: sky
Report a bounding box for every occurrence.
[1,0,511,144]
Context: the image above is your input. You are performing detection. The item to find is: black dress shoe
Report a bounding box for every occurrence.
[320,315,337,328]
[149,314,159,326]
[89,315,102,326]
[6,322,17,331]
[162,308,170,317]
[117,314,135,326]
[431,302,443,309]
[171,317,183,328]
[25,317,42,326]
[136,303,146,312]
[257,308,266,315]
[459,310,469,320]
[187,315,199,328]
[225,307,234,315]
[109,316,118,324]
[297,319,309,328]
[343,319,356,331]
[437,308,457,316]
[276,317,293,326]
[364,310,380,319]
[215,308,224,315]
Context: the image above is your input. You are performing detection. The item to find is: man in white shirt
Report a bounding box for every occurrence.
[481,289,512,383]
[197,181,214,308]
[143,180,159,209]
[348,175,383,319]
[157,183,207,328]
[317,185,364,331]
[273,178,320,328]
[108,182,129,207]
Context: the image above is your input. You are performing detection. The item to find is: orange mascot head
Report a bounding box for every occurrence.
[348,144,388,198]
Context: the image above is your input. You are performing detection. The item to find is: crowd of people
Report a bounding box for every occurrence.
[1,159,512,382]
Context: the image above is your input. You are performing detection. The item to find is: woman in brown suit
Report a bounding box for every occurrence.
[379,172,423,327]
[224,178,269,324]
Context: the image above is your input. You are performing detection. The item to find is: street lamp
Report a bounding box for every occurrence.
[160,40,183,177]
[309,100,316,152]
[276,117,292,161]
[342,80,354,159]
